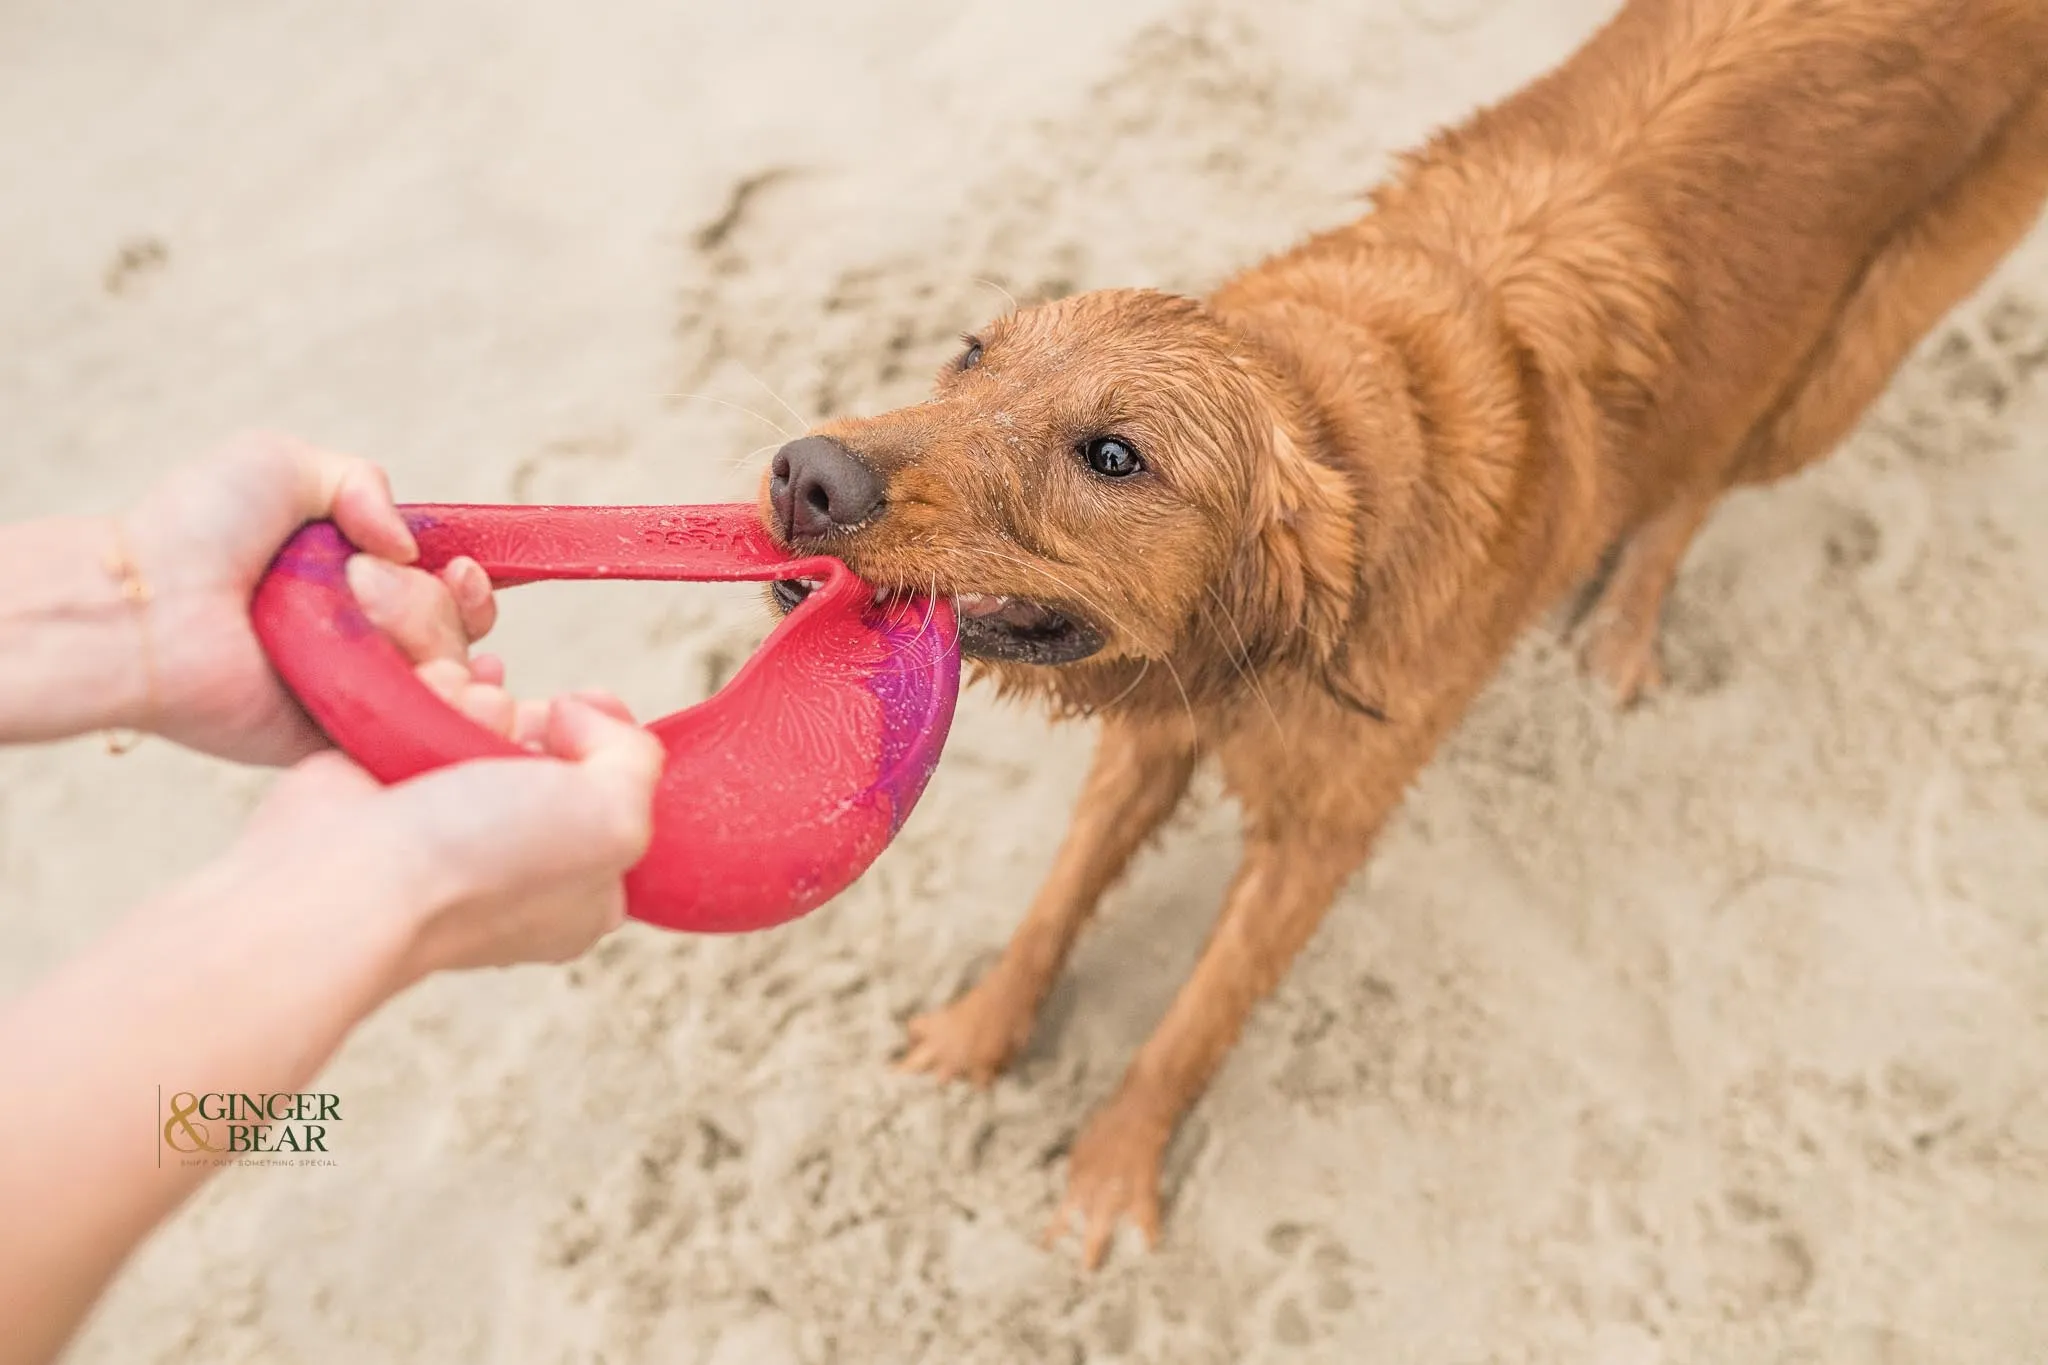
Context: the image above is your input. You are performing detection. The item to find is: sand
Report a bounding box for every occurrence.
[3,1,2045,1361]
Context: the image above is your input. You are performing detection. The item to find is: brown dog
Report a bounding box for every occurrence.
[760,0,2048,1267]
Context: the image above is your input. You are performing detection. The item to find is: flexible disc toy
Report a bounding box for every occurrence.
[250,504,959,934]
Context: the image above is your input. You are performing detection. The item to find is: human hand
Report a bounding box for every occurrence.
[130,431,667,973]
[343,550,575,751]
[275,523,665,973]
[125,432,429,765]
[227,694,665,978]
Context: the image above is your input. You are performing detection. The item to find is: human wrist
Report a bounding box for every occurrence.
[198,832,430,1015]
[0,516,156,745]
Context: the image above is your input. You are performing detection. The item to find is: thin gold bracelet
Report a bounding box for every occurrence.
[102,516,156,756]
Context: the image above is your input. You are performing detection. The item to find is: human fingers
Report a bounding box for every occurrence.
[348,555,470,666]
[408,658,518,739]
[543,697,665,826]
[566,690,636,725]
[438,557,498,643]
[513,692,634,750]
[323,450,419,564]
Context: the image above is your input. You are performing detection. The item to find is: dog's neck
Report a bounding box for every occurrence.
[1208,224,1636,727]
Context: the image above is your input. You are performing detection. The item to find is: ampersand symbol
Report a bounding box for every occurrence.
[163,1091,218,1153]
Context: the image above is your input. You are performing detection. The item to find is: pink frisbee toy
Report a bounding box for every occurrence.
[250,503,959,933]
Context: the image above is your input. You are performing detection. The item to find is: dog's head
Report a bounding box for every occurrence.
[760,288,1362,716]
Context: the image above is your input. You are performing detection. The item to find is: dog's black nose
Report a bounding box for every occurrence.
[770,435,885,542]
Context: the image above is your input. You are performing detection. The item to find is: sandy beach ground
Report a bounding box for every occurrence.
[3,1,2046,1361]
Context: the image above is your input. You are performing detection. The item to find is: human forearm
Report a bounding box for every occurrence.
[0,847,417,1365]
[0,516,151,746]
[0,703,657,1365]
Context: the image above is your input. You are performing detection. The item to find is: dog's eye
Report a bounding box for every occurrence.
[1079,435,1144,479]
[957,339,984,371]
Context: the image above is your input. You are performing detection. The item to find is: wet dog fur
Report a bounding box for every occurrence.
[760,0,2048,1268]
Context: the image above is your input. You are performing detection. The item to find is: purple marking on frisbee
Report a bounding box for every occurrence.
[863,604,960,831]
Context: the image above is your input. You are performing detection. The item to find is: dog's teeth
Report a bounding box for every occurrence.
[956,593,1012,619]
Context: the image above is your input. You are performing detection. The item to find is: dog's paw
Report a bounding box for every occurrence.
[1044,1098,1170,1270]
[897,976,1034,1087]
[1578,609,1666,708]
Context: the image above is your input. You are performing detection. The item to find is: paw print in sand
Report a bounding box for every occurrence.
[1256,1221,1360,1353]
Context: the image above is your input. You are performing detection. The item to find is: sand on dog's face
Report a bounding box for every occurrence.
[4,2,2047,1362]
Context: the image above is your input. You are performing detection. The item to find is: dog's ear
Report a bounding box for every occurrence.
[1216,421,1360,678]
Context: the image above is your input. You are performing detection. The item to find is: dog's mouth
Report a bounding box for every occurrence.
[771,578,1105,665]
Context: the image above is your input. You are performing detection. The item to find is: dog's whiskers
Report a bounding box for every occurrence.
[665,391,795,440]
[906,572,941,654]
[731,362,812,435]
[1201,584,1284,737]
[724,439,785,472]
[1100,657,1154,711]
[944,544,1201,732]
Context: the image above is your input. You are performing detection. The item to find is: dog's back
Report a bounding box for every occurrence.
[1252,0,2048,528]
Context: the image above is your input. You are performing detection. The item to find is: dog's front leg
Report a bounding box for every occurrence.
[1047,805,1377,1269]
[898,715,1201,1086]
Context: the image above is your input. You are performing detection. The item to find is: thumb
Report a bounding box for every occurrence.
[547,696,666,841]
[196,431,420,565]
[371,701,663,903]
